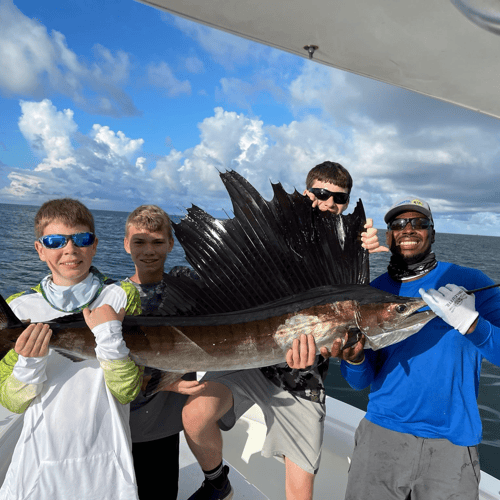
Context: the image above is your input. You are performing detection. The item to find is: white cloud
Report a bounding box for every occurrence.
[6,103,335,212]
[151,109,345,202]
[283,59,500,227]
[147,61,191,96]
[90,44,131,84]
[152,150,184,191]
[185,56,204,74]
[135,157,147,171]
[152,107,269,197]
[18,99,77,171]
[165,13,271,70]
[5,171,48,197]
[3,99,149,207]
[289,62,360,115]
[4,97,500,235]
[90,124,144,159]
[0,0,139,116]
[216,76,286,112]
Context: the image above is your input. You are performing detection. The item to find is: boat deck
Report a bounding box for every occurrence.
[2,398,500,499]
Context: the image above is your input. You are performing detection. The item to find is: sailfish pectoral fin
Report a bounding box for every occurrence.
[128,324,217,367]
[134,325,217,397]
[341,326,364,350]
[170,326,217,359]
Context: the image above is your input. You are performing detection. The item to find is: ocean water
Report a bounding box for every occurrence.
[1,203,500,479]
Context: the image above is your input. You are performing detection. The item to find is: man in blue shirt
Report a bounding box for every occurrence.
[335,197,500,500]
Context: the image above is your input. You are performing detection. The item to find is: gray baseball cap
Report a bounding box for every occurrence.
[384,197,433,224]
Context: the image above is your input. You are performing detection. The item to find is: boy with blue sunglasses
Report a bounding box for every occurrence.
[0,198,142,500]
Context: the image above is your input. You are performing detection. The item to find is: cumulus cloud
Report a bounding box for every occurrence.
[289,60,500,133]
[4,102,346,213]
[0,0,139,117]
[284,59,500,228]
[3,99,149,207]
[4,96,500,235]
[151,107,270,200]
[18,99,77,170]
[90,124,144,159]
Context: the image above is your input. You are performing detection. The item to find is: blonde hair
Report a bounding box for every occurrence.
[125,205,173,240]
[35,198,95,239]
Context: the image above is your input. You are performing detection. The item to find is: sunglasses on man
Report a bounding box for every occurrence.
[387,217,433,231]
[308,188,349,204]
[38,232,96,249]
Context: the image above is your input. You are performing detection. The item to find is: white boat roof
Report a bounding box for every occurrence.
[138,0,500,120]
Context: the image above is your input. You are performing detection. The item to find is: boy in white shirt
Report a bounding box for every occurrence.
[0,198,142,500]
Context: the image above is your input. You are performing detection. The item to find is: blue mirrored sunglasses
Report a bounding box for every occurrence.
[39,232,96,249]
[308,188,349,204]
[387,217,432,231]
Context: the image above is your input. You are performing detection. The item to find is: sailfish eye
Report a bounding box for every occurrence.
[395,304,407,313]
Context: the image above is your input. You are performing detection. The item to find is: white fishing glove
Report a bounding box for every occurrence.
[92,321,130,361]
[419,284,479,335]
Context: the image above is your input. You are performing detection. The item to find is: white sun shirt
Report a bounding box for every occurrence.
[0,281,138,500]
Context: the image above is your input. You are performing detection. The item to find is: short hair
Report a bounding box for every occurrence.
[305,161,353,192]
[34,198,95,239]
[125,205,173,240]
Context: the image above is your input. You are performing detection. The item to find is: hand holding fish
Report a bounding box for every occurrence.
[361,218,389,254]
[83,305,126,330]
[303,189,321,209]
[328,333,366,364]
[83,305,129,360]
[286,334,317,369]
[163,378,208,396]
[141,371,207,395]
[419,284,479,335]
[15,323,52,358]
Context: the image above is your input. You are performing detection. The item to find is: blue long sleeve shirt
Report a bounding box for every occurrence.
[341,262,500,446]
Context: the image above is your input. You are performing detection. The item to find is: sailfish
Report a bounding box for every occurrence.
[0,171,435,387]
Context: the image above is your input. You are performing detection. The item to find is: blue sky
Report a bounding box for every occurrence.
[1,0,500,235]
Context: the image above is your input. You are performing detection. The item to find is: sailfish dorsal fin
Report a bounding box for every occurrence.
[157,170,369,316]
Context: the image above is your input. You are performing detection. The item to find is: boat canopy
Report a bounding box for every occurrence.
[138,0,500,120]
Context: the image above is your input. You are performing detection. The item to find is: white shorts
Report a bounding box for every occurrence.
[201,368,326,474]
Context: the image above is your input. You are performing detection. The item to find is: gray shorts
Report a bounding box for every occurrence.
[345,418,481,500]
[201,369,326,474]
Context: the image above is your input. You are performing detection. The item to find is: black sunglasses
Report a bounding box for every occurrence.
[308,188,349,204]
[388,217,433,231]
[38,232,96,249]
